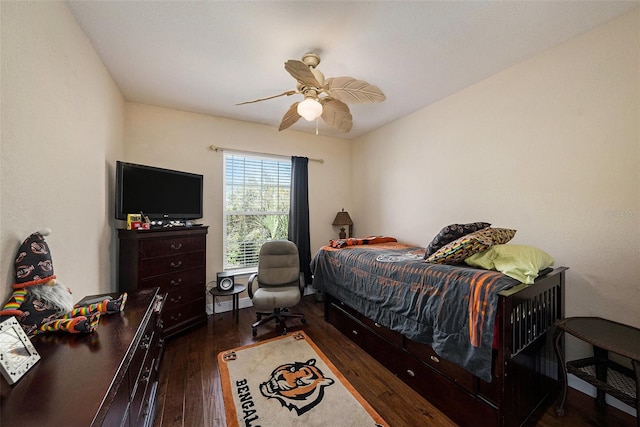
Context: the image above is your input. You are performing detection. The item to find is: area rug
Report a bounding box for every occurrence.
[218,331,388,427]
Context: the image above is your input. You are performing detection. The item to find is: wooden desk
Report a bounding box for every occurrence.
[0,288,164,427]
[554,317,639,426]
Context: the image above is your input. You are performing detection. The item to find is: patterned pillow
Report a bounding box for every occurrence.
[424,222,491,259]
[474,227,517,245]
[425,229,494,265]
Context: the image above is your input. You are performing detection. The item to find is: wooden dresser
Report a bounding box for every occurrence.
[117,226,208,338]
[0,288,164,427]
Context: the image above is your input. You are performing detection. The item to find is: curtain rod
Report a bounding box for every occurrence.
[209,145,324,164]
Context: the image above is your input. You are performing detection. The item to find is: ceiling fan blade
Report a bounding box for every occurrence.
[325,77,386,104]
[320,98,353,133]
[284,60,321,87]
[278,102,302,131]
[236,90,297,105]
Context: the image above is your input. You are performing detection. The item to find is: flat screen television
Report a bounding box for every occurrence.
[115,161,203,221]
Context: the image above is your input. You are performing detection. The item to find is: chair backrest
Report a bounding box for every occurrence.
[257,240,300,287]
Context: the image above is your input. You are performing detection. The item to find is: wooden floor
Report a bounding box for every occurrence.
[153,295,636,427]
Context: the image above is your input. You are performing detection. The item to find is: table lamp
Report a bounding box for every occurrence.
[332,209,353,239]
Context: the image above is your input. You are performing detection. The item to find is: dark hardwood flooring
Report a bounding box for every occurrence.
[153,295,636,426]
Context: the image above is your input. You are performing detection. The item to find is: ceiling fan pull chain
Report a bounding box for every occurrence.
[315,118,319,135]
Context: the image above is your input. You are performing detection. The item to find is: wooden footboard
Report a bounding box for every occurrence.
[498,267,567,426]
[324,267,567,427]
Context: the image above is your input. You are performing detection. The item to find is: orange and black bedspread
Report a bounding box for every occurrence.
[310,241,519,382]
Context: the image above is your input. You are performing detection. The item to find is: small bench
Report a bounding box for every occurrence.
[554,316,639,426]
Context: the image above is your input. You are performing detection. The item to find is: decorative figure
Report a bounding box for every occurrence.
[0,230,126,337]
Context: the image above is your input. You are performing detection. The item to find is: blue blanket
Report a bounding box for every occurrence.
[310,242,519,382]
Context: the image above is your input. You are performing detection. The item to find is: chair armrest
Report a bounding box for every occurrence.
[247,273,258,299]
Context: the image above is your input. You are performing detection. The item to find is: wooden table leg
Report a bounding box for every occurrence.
[632,359,639,427]
[593,346,608,407]
[554,326,568,416]
[233,294,239,324]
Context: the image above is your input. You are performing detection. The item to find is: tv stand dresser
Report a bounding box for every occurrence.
[117,226,208,338]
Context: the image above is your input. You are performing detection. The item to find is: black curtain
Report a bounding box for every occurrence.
[288,156,312,284]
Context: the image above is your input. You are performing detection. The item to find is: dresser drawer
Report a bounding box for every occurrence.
[405,338,475,392]
[163,282,205,310]
[327,302,367,348]
[331,299,361,319]
[140,251,205,277]
[361,316,403,347]
[397,353,499,427]
[129,321,155,391]
[130,346,157,426]
[141,268,204,292]
[141,236,205,258]
[162,296,206,335]
[102,378,131,427]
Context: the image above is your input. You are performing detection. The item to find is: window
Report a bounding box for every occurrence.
[224,153,291,271]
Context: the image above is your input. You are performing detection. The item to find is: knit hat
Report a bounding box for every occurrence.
[14,230,56,289]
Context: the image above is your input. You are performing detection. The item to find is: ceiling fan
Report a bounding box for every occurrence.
[237,52,386,133]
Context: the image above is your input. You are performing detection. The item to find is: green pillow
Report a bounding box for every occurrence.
[465,244,554,284]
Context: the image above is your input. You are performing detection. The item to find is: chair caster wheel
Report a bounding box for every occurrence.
[252,328,257,337]
[301,318,306,324]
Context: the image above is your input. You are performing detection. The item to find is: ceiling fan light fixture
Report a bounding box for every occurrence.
[297,97,323,121]
[239,53,385,133]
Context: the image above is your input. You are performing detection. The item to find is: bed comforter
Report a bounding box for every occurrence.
[310,242,520,382]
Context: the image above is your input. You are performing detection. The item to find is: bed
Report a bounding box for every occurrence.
[311,239,566,427]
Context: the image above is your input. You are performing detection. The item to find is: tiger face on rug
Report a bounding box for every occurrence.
[259,358,335,416]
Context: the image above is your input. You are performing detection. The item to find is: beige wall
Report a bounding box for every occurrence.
[1,2,125,300]
[353,10,639,354]
[123,103,352,297]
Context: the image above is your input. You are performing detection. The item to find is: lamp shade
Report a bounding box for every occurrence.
[297,97,323,121]
[332,209,353,226]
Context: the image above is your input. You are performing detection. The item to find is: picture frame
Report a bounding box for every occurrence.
[0,316,40,385]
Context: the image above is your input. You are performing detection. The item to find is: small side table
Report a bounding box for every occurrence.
[553,317,639,426]
[209,284,246,324]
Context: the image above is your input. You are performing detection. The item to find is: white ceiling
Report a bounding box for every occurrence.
[66,1,638,139]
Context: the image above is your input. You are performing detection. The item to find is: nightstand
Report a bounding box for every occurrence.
[209,284,246,323]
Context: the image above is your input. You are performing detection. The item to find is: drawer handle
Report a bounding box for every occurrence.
[153,295,164,312]
[170,243,183,250]
[430,355,440,363]
[141,367,152,384]
[351,330,358,336]
[374,322,381,328]
[170,261,183,268]
[140,335,151,350]
[170,278,182,286]
[170,313,182,321]
[170,295,182,303]
[407,369,416,377]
